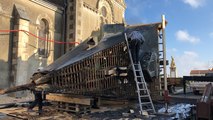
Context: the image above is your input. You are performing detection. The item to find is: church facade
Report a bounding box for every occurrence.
[65,0,126,51]
[0,0,126,96]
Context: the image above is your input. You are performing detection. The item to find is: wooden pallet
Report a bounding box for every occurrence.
[53,102,91,115]
[46,93,93,115]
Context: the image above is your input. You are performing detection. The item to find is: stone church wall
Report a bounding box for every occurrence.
[0,0,63,95]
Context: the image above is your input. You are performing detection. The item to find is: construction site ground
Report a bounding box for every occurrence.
[0,102,170,120]
[0,94,158,120]
[0,91,202,120]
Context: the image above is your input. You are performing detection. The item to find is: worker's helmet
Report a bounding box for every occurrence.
[37,67,44,71]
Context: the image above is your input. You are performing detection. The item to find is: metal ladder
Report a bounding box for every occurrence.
[124,33,156,115]
[158,29,167,92]
[158,33,164,91]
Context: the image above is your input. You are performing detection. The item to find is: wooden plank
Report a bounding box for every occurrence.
[65,68,68,88]
[46,93,93,106]
[0,107,28,119]
[70,66,73,90]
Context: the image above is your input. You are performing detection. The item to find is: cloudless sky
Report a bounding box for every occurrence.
[125,0,213,76]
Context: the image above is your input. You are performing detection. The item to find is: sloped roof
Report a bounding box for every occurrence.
[41,22,162,72]
[190,70,212,74]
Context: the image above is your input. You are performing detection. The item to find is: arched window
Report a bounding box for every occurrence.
[101,7,107,17]
[101,6,108,23]
[38,19,49,57]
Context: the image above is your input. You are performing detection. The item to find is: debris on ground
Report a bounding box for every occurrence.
[0,94,33,105]
[158,103,195,119]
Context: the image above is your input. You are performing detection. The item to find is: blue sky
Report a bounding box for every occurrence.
[125,0,213,76]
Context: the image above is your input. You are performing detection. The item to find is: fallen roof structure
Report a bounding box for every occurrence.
[0,22,165,99]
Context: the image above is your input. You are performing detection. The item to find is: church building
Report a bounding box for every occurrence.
[0,0,126,96]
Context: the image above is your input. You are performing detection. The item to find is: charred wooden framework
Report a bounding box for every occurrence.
[49,42,135,97]
[36,23,165,99]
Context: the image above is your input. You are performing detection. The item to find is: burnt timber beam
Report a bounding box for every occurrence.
[46,93,93,106]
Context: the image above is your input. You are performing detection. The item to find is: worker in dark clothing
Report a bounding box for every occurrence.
[127,30,145,63]
[27,83,43,115]
[27,67,44,115]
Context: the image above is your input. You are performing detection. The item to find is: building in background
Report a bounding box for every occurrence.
[0,0,126,97]
[189,69,213,94]
[167,56,182,93]
[190,69,213,76]
[170,56,177,78]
